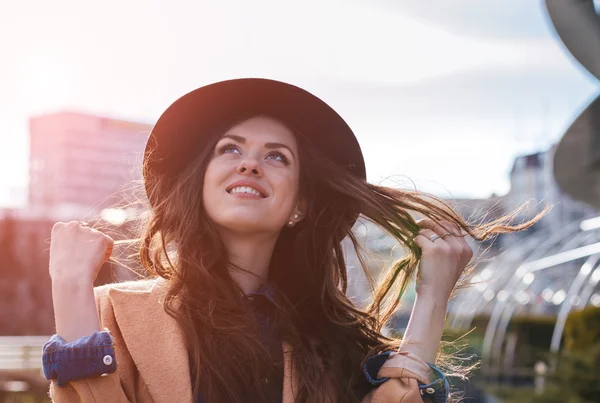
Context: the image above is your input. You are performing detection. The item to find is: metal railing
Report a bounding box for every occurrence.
[0,336,49,372]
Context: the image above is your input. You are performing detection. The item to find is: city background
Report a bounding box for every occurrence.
[1,1,600,402]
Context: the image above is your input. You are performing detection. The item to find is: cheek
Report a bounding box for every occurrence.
[273,172,301,209]
[203,159,229,190]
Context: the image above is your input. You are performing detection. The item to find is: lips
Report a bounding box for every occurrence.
[225,181,267,198]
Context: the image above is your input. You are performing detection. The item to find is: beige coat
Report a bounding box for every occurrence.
[49,278,434,402]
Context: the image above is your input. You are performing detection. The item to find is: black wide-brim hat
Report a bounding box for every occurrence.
[143,78,366,209]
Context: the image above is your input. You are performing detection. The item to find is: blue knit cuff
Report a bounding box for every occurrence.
[42,330,116,387]
[363,352,449,402]
[363,351,392,385]
[418,363,449,402]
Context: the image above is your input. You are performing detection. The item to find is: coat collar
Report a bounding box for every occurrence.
[107,277,301,403]
[108,277,193,403]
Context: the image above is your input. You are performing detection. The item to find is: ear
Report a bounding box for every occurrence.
[288,198,308,225]
[295,197,308,222]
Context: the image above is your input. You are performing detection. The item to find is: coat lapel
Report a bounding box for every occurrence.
[108,278,194,403]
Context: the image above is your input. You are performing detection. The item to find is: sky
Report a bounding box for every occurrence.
[1,0,599,206]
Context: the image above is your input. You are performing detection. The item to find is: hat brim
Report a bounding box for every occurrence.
[144,78,366,208]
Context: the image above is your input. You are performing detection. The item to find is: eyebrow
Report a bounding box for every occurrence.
[220,134,296,160]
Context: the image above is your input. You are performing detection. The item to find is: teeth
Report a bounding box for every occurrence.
[229,186,262,197]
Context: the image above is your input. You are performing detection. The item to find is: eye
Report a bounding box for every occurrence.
[266,151,288,164]
[218,142,241,155]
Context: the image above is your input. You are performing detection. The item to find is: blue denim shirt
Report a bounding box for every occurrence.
[43,286,448,402]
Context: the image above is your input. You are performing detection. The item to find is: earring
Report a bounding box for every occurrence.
[288,213,301,227]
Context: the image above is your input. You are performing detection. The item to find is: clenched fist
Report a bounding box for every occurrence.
[413,218,473,300]
[49,221,114,284]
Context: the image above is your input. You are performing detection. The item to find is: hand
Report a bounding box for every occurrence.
[49,221,114,284]
[413,218,473,300]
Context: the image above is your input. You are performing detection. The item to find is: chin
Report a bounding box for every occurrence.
[216,217,280,234]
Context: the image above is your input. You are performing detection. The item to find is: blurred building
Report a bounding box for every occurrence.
[0,207,140,335]
[504,145,598,244]
[28,112,151,217]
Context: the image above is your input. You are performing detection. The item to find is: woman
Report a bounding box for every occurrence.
[43,79,543,403]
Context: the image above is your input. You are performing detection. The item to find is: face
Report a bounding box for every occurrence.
[203,116,304,234]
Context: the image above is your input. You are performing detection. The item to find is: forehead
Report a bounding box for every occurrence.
[223,116,297,146]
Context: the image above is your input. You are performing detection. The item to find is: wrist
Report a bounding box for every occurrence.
[415,286,451,305]
[52,277,95,292]
[52,278,100,342]
[400,292,449,364]
[413,293,449,314]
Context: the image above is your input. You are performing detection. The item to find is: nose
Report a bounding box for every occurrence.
[236,158,262,177]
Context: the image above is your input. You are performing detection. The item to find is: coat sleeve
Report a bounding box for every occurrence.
[48,285,133,403]
[360,351,446,403]
[49,373,133,403]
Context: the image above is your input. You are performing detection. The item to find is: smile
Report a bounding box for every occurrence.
[227,186,265,198]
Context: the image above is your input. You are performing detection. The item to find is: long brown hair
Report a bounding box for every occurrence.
[136,116,546,402]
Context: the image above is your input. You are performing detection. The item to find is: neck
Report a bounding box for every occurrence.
[219,229,279,295]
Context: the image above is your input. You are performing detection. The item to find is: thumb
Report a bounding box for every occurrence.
[102,240,114,265]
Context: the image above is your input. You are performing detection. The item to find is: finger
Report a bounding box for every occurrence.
[419,228,445,244]
[437,220,468,245]
[439,220,473,264]
[444,220,465,236]
[420,221,463,261]
[416,230,452,257]
[418,219,460,250]
[436,219,463,240]
[414,232,435,251]
[51,222,65,235]
[103,236,114,264]
[418,218,455,237]
[68,221,81,229]
[414,230,452,260]
[103,245,114,264]
[442,219,469,239]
